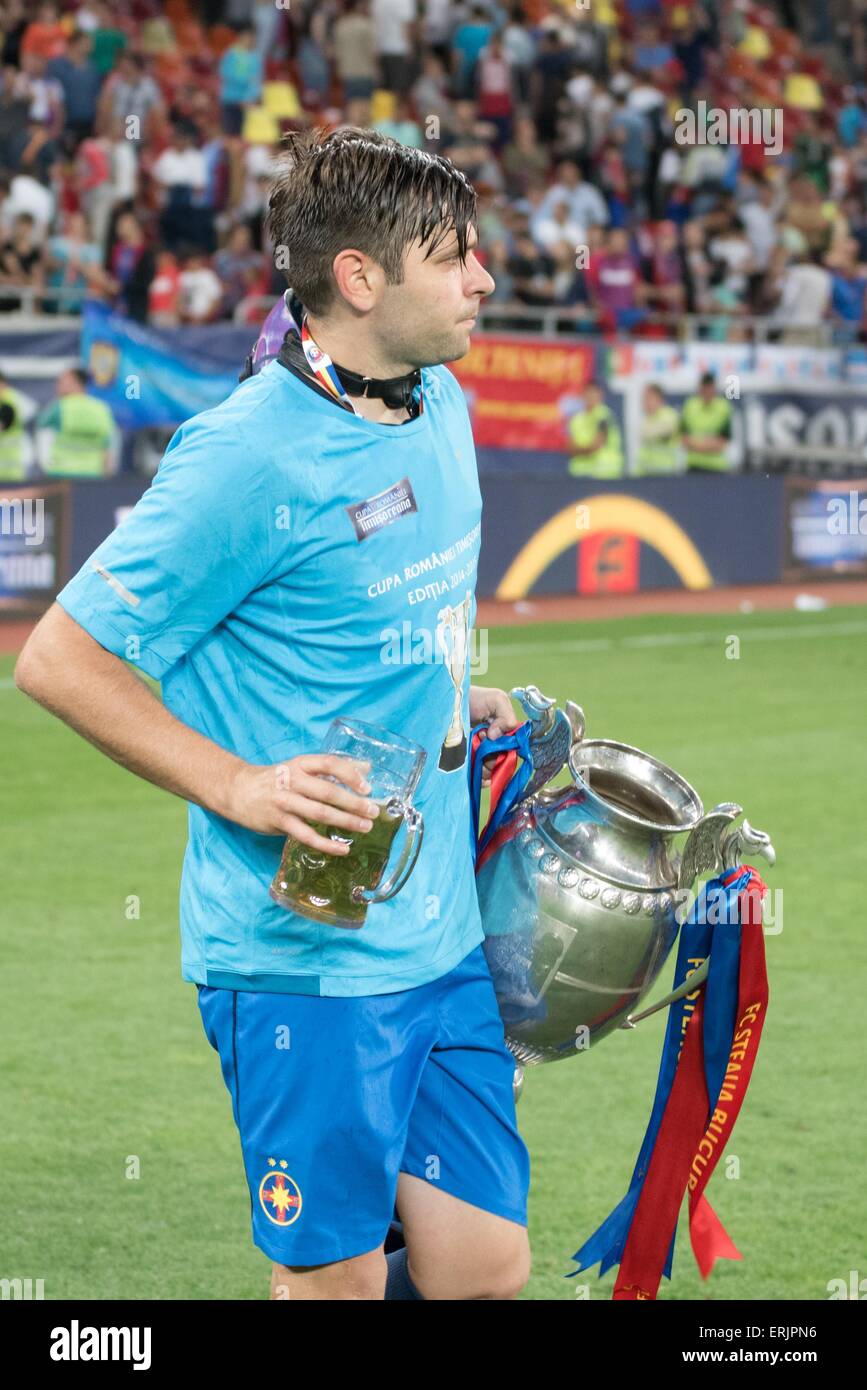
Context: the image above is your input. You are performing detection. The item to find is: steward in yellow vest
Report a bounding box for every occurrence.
[568,383,624,478]
[0,376,26,481]
[636,383,681,475]
[680,373,733,473]
[36,369,116,478]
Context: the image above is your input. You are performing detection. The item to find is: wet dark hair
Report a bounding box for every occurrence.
[266,126,478,317]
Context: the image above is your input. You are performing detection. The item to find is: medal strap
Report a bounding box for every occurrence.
[299,314,424,418]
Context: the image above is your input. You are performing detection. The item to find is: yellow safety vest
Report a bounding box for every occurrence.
[0,385,26,481]
[43,393,114,477]
[636,405,681,475]
[568,403,624,479]
[681,396,732,472]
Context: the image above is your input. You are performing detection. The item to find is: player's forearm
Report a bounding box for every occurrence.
[14,605,246,819]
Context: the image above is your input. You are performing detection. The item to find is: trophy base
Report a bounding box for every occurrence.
[438,734,467,772]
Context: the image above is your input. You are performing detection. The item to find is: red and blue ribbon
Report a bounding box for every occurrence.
[468,720,534,866]
[568,866,769,1299]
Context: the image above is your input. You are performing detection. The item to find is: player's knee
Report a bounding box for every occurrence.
[481,1241,531,1300]
[270,1248,386,1300]
[410,1232,530,1300]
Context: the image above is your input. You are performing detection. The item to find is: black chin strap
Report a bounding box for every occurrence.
[331,362,423,412]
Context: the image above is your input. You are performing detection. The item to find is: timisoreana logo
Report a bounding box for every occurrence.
[49,1321,151,1370]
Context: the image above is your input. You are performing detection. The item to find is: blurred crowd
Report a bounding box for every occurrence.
[0,0,867,339]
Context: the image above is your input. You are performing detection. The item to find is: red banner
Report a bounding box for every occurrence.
[448,334,596,451]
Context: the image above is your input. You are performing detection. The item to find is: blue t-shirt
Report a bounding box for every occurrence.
[56,357,485,996]
[218,47,263,105]
[831,272,867,322]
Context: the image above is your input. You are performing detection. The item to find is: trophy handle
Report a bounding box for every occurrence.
[360,801,424,906]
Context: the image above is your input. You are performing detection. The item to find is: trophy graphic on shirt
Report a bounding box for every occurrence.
[437,589,473,771]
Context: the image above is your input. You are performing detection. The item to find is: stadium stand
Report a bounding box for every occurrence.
[0,0,864,341]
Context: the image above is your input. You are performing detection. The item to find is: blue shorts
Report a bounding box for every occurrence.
[196,942,531,1266]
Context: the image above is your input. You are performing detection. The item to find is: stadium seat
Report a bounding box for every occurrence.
[263,82,302,120]
[242,107,281,145]
[370,90,396,124]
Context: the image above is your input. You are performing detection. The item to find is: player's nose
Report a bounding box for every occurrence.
[467,259,496,301]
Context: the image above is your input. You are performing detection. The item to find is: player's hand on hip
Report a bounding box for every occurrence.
[224,754,381,853]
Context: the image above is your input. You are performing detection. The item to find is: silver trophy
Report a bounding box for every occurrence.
[437,590,473,771]
[476,687,775,1098]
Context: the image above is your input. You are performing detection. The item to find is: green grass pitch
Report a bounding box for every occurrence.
[1,604,865,1300]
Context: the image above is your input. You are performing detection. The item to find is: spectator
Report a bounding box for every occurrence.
[105,210,155,322]
[680,218,713,315]
[35,365,116,477]
[75,130,114,256]
[218,25,263,138]
[413,51,454,144]
[636,382,681,475]
[107,113,139,216]
[251,0,282,61]
[0,209,45,310]
[451,3,494,102]
[177,246,224,324]
[1,0,29,69]
[794,113,831,195]
[586,226,647,331]
[475,32,513,150]
[500,4,535,106]
[570,5,608,77]
[214,221,265,318]
[372,0,417,95]
[47,30,103,146]
[45,208,109,313]
[297,7,331,106]
[152,122,209,253]
[784,175,835,257]
[531,26,573,145]
[86,1,128,79]
[505,226,558,306]
[827,236,867,336]
[680,372,733,473]
[439,100,504,190]
[420,0,451,63]
[644,220,686,316]
[631,20,674,74]
[611,89,652,203]
[147,247,181,326]
[532,196,584,257]
[673,9,711,95]
[501,114,549,198]
[567,380,624,478]
[738,174,781,271]
[19,50,65,140]
[0,367,29,480]
[97,52,163,144]
[0,168,55,236]
[533,160,609,241]
[374,94,423,148]
[837,89,866,150]
[707,215,757,308]
[20,1,66,63]
[334,0,377,112]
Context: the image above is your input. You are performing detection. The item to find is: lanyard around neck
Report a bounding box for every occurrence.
[298,314,424,419]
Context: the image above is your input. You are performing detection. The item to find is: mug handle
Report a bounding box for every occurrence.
[359,799,424,905]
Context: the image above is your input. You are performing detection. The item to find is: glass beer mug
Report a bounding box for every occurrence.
[269,717,426,928]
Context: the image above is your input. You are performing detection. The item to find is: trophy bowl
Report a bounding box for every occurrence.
[475,689,773,1070]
